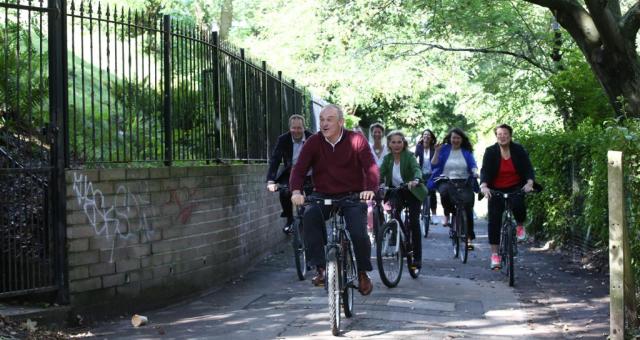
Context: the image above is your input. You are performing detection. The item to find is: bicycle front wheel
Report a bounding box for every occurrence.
[376,220,403,288]
[457,208,468,264]
[506,221,515,286]
[450,218,460,258]
[421,196,430,238]
[327,258,341,335]
[292,220,306,280]
[341,238,356,318]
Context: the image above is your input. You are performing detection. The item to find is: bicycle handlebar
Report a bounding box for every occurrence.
[488,188,538,198]
[303,193,363,206]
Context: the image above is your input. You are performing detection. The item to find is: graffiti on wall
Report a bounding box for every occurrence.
[163,189,198,224]
[72,172,156,262]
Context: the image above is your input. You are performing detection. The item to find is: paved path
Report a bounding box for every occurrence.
[84,219,609,339]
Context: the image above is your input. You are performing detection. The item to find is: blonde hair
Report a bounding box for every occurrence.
[386,130,408,151]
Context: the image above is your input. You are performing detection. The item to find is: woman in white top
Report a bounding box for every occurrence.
[369,123,388,168]
[366,122,388,240]
[414,129,438,228]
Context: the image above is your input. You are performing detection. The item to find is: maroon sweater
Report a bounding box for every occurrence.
[290,130,380,195]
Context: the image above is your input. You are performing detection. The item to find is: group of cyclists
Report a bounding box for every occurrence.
[266,104,540,296]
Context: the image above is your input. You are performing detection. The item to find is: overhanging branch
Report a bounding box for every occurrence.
[374,41,553,73]
[522,0,580,12]
[585,0,625,50]
[622,2,640,41]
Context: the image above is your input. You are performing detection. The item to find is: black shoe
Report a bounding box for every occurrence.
[282,222,293,234]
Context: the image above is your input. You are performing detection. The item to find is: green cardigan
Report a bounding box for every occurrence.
[380,150,428,202]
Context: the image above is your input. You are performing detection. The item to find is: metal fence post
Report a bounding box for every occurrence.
[213,31,222,161]
[262,61,269,159]
[48,0,69,305]
[608,150,637,339]
[163,15,172,166]
[278,71,284,131]
[240,48,249,162]
[291,79,296,114]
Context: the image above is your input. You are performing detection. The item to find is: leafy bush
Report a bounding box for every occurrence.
[520,119,640,279]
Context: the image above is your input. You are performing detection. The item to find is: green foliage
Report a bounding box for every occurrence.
[547,48,614,126]
[0,21,49,136]
[520,119,640,279]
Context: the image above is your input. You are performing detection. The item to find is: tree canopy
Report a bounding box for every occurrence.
[109,0,638,134]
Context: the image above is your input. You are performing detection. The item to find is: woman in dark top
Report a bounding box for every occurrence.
[480,124,538,270]
[414,129,438,229]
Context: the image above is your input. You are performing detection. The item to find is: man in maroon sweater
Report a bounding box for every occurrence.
[290,104,379,295]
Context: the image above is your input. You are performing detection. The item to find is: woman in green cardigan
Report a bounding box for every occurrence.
[380,131,428,269]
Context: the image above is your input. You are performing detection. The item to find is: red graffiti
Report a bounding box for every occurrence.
[164,189,198,224]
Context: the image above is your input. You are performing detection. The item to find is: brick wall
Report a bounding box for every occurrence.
[65,164,283,315]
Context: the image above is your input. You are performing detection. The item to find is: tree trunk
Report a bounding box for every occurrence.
[526,0,640,118]
[219,0,233,41]
[583,42,640,117]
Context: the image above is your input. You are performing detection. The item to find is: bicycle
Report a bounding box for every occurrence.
[303,193,361,336]
[370,188,386,246]
[420,188,431,238]
[376,184,421,288]
[277,184,309,280]
[436,176,473,264]
[490,188,532,287]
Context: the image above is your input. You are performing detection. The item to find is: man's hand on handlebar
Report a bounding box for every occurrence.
[360,190,375,201]
[291,190,305,206]
[267,181,278,192]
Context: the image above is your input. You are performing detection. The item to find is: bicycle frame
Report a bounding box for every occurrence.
[384,187,413,253]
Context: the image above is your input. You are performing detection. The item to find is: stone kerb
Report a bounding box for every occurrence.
[65,164,282,314]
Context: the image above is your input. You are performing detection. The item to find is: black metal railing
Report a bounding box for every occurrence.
[1,0,58,298]
[65,1,316,167]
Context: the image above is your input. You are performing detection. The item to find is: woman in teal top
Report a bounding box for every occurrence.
[380,131,428,269]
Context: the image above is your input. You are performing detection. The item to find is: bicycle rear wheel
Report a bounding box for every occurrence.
[376,220,403,288]
[341,236,356,318]
[326,257,341,335]
[457,208,468,264]
[292,220,306,280]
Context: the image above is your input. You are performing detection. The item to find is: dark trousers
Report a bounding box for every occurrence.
[279,189,294,223]
[437,179,476,240]
[487,185,526,245]
[421,174,437,212]
[388,188,422,264]
[303,194,372,271]
[279,177,312,223]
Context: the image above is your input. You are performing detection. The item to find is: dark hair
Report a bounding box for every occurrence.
[443,128,473,152]
[369,122,385,134]
[421,129,436,148]
[494,124,513,136]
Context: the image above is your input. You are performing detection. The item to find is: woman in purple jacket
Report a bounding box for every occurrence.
[428,128,479,248]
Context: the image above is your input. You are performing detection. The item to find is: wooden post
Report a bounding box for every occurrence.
[608,150,637,339]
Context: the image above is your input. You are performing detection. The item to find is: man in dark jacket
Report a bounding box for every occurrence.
[266,114,313,233]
